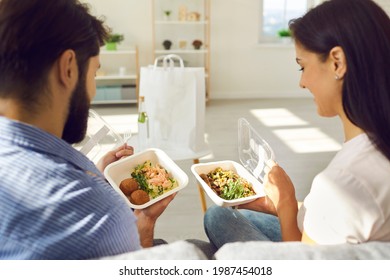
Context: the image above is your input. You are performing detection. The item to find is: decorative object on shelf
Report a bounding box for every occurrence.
[105,33,124,50]
[162,40,172,50]
[164,10,171,20]
[178,5,187,21]
[119,66,126,76]
[277,29,292,44]
[178,40,187,50]
[187,12,201,21]
[277,29,291,37]
[96,69,106,77]
[192,39,203,50]
[94,46,139,104]
[152,0,210,101]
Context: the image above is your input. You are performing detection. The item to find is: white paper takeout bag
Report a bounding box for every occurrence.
[139,54,209,157]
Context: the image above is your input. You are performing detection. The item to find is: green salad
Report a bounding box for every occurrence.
[131,160,178,199]
[200,167,255,200]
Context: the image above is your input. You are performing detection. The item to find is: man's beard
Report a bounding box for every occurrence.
[61,76,90,144]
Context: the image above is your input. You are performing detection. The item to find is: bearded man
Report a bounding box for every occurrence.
[0,0,175,259]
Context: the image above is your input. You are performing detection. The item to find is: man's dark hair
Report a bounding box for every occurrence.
[0,0,109,110]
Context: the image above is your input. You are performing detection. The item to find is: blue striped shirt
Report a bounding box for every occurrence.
[0,117,141,259]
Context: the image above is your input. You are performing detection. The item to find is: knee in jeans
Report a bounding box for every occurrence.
[204,205,221,221]
[204,206,232,228]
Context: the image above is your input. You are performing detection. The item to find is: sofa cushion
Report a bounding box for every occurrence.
[215,241,390,260]
[99,240,208,260]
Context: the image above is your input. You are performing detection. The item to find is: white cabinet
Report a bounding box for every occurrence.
[93,46,139,104]
[152,0,210,99]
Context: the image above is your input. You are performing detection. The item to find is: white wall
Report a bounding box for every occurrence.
[209,0,304,99]
[83,0,390,100]
[84,0,154,67]
[376,0,390,12]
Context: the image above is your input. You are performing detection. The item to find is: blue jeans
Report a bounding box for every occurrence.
[203,205,282,249]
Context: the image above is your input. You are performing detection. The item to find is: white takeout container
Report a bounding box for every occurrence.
[104,148,189,209]
[191,160,264,207]
[191,118,275,207]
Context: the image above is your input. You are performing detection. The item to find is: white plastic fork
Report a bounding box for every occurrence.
[122,130,132,145]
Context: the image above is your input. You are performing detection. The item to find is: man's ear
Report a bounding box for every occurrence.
[329,46,347,79]
[57,49,78,90]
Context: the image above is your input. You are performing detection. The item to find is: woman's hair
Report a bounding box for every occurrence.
[289,0,390,160]
[0,0,109,110]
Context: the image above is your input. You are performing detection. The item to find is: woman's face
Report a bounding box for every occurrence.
[295,43,343,118]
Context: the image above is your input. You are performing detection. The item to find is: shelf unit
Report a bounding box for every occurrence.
[152,0,210,99]
[93,46,139,104]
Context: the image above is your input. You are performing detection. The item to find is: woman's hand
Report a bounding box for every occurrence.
[263,160,301,241]
[96,143,134,173]
[263,160,297,213]
[239,160,294,215]
[238,196,278,216]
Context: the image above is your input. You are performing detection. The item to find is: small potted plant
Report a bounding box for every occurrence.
[164,10,171,20]
[192,39,203,50]
[277,29,292,44]
[162,40,172,50]
[105,33,124,50]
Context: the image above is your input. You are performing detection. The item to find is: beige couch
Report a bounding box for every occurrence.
[100,240,390,260]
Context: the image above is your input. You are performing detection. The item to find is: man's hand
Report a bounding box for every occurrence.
[134,193,177,248]
[96,143,134,173]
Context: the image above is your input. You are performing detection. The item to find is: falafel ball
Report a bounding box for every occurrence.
[130,189,150,205]
[119,178,139,196]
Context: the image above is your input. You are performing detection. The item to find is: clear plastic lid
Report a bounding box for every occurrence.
[73,109,123,161]
[238,118,275,183]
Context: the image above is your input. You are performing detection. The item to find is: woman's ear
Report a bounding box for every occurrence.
[57,49,78,90]
[329,46,347,79]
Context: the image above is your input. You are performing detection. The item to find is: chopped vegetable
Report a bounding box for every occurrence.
[131,160,178,199]
[201,167,255,200]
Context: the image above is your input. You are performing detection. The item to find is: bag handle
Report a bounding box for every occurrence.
[164,54,184,68]
[153,54,184,69]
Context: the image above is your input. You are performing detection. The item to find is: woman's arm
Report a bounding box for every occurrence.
[264,162,302,241]
[276,198,302,241]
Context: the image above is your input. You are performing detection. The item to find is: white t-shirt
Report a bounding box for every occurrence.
[297,133,390,244]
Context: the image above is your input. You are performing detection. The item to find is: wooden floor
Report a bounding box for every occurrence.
[92,98,344,243]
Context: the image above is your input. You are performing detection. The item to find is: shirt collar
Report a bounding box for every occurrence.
[0,116,101,176]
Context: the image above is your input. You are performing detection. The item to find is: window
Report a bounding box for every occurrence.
[260,0,318,43]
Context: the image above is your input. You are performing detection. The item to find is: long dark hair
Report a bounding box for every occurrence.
[0,0,109,112]
[289,0,390,160]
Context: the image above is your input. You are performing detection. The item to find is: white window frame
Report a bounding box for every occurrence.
[259,0,320,44]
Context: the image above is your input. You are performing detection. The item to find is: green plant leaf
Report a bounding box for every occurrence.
[106,33,124,43]
[278,29,291,37]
